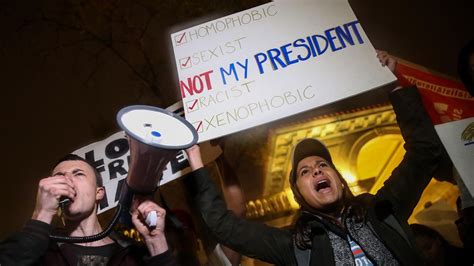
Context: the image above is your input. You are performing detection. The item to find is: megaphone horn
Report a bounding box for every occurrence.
[116,105,198,227]
[117,105,198,193]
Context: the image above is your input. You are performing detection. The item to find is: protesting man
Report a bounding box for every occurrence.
[0,154,176,265]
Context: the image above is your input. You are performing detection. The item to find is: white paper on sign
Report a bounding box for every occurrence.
[171,0,396,142]
[435,117,474,196]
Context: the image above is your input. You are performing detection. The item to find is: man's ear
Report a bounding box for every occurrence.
[96,186,105,201]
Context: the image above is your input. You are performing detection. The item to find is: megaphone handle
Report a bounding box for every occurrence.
[146,211,157,229]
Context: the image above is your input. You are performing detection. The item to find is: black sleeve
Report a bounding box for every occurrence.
[184,167,296,265]
[143,249,178,266]
[0,219,53,266]
[376,86,443,220]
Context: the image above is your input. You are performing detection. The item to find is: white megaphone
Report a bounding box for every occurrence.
[116,105,198,227]
[50,105,198,243]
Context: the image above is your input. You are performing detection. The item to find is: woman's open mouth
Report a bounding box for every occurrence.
[315,179,331,193]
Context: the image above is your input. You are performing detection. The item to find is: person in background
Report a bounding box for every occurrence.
[186,140,246,266]
[454,38,474,249]
[207,147,246,266]
[455,196,474,249]
[410,223,473,265]
[164,142,246,266]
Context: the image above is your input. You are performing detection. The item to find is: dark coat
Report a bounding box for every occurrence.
[185,87,444,265]
[0,219,176,266]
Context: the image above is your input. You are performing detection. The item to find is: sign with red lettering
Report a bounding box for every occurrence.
[171,0,396,142]
[397,61,474,195]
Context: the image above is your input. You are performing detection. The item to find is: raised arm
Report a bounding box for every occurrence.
[184,145,295,265]
[375,52,443,220]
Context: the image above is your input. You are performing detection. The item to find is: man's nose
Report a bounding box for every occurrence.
[63,173,73,182]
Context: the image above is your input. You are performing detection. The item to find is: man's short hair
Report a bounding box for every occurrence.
[53,154,103,187]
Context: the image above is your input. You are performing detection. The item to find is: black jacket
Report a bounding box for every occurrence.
[185,87,443,265]
[0,219,177,266]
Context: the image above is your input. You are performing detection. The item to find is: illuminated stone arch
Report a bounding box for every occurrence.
[346,126,404,194]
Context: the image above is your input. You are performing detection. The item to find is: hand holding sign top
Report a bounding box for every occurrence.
[376,50,397,73]
[376,50,410,91]
[186,144,204,170]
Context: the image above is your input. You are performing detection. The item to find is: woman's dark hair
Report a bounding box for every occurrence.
[457,39,474,96]
[53,154,103,187]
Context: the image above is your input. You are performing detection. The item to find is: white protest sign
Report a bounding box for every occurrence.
[72,103,222,214]
[171,0,396,142]
[435,118,474,195]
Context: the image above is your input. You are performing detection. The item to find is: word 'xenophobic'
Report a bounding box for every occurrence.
[195,85,314,132]
[254,20,364,74]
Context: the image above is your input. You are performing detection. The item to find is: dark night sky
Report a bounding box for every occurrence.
[0,0,473,239]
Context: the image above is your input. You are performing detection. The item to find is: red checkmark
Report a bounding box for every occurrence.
[181,57,191,68]
[196,121,203,132]
[188,99,198,110]
[175,32,186,45]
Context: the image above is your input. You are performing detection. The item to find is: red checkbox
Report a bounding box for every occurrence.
[194,121,203,132]
[175,32,187,46]
[180,57,192,69]
[187,99,198,111]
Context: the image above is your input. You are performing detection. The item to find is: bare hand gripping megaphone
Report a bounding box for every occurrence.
[50,105,198,243]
